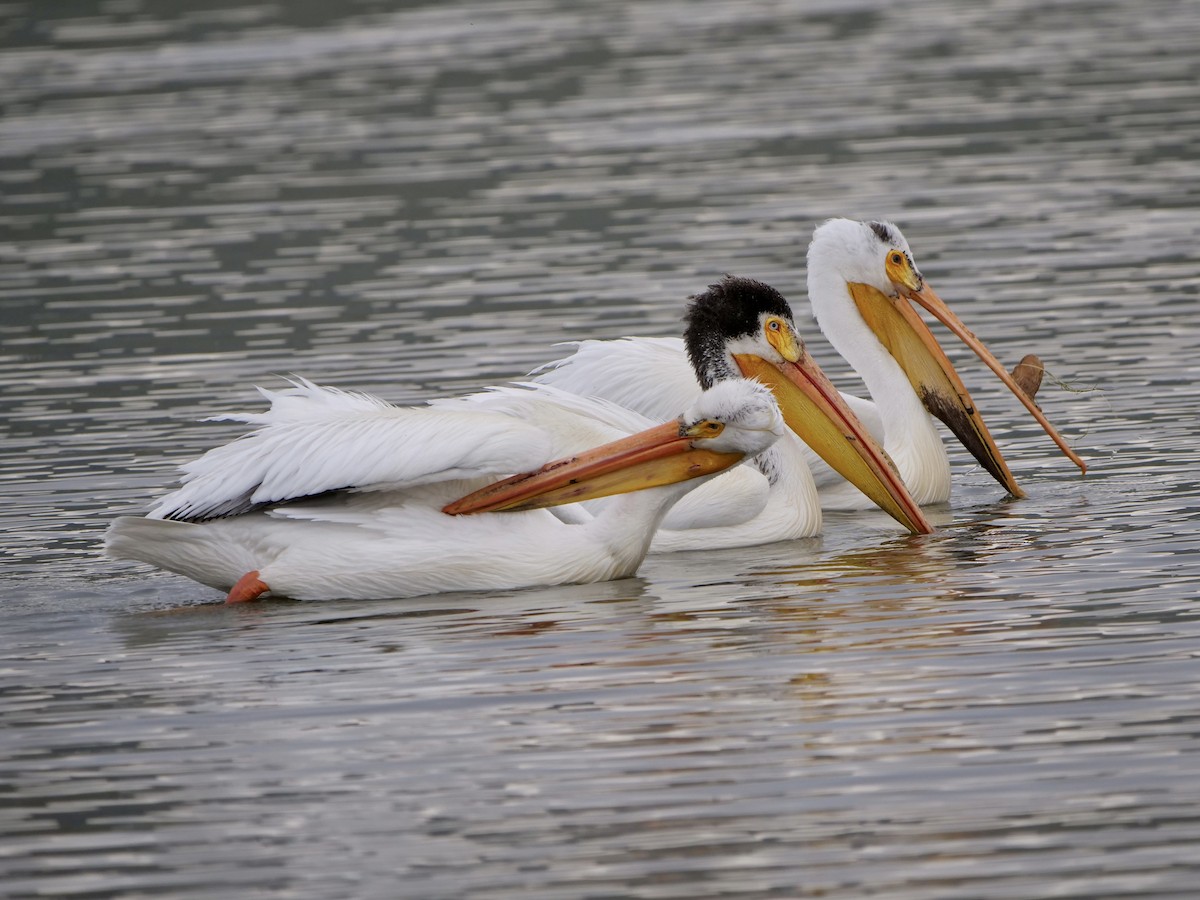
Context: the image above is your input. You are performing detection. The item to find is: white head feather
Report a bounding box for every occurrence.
[682,380,785,458]
[807,218,918,299]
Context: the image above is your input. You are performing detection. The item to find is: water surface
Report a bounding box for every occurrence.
[3,1,1200,897]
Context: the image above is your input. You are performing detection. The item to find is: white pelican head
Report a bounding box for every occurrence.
[679,379,786,457]
[809,218,922,298]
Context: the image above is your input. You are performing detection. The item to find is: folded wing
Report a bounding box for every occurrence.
[532,337,702,421]
[150,377,556,522]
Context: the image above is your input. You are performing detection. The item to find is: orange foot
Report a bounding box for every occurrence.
[226,570,270,604]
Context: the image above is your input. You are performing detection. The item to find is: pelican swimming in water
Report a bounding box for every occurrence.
[803,217,1085,506]
[536,223,1084,510]
[105,378,790,602]
[530,275,932,549]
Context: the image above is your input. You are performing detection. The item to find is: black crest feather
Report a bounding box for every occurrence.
[868,221,896,244]
[683,276,794,389]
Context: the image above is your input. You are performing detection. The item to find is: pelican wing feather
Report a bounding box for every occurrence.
[149,377,556,522]
[533,337,703,422]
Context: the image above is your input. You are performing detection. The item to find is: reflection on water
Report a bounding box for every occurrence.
[3,0,1200,897]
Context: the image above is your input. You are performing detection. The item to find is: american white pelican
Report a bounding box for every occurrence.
[533,276,932,548]
[105,378,789,602]
[536,227,1084,512]
[804,217,1085,506]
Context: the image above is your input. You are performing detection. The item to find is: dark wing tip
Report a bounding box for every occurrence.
[163,492,258,522]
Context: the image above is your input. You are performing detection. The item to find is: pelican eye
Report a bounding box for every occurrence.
[766,319,781,331]
[889,252,905,266]
[697,420,724,436]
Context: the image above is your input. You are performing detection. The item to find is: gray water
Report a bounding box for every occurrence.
[3,0,1200,897]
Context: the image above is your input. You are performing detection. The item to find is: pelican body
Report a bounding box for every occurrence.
[106,379,786,602]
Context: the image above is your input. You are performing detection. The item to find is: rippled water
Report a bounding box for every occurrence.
[3,0,1200,897]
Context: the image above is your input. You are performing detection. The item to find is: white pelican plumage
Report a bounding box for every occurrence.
[534,275,932,548]
[105,378,789,602]
[804,218,1085,506]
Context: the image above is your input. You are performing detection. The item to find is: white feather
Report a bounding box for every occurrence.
[430,380,660,456]
[149,377,556,521]
[533,337,702,422]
